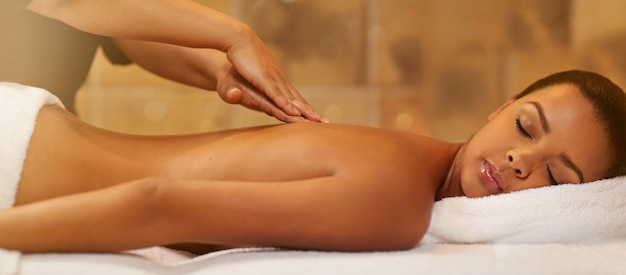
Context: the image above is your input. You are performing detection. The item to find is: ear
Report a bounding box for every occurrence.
[488,98,515,121]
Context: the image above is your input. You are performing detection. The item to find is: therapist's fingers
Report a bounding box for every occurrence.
[219,87,307,123]
[240,64,324,123]
[278,81,324,123]
[217,66,318,123]
[226,37,324,122]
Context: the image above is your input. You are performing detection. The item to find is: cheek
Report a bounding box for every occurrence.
[504,173,550,193]
[464,126,510,162]
[472,119,510,144]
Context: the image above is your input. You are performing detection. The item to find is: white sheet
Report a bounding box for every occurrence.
[0,248,19,275]
[8,242,626,275]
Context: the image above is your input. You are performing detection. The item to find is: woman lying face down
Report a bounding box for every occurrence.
[0,70,624,253]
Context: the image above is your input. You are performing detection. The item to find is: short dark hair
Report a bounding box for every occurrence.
[514,70,626,179]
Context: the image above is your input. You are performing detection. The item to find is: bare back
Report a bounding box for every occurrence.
[17,106,459,207]
[3,105,466,252]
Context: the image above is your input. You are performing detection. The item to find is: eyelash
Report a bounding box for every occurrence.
[515,117,560,186]
[546,165,560,186]
[515,117,532,139]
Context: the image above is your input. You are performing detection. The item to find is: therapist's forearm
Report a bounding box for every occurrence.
[113,38,229,91]
[26,0,249,51]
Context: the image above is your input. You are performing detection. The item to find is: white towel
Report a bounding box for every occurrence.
[423,176,626,244]
[0,82,63,209]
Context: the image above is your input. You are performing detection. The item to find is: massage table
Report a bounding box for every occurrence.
[2,241,625,274]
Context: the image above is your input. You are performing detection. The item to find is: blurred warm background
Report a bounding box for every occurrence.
[75,0,626,142]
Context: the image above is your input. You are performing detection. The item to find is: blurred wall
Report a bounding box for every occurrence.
[76,0,626,141]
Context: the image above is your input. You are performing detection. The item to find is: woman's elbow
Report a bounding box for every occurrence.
[363,204,431,251]
[367,218,427,251]
[112,178,175,226]
[325,213,428,252]
[121,177,195,243]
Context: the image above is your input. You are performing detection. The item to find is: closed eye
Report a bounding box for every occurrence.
[546,165,560,186]
[515,117,532,139]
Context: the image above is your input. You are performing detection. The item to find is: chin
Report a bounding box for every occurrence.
[460,173,489,198]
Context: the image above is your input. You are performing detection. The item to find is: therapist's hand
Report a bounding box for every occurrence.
[224,27,325,123]
[216,66,317,123]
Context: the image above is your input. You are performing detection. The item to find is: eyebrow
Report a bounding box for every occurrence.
[560,153,584,183]
[529,101,550,133]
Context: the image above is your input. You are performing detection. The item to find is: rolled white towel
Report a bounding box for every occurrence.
[0,82,63,209]
[423,176,626,244]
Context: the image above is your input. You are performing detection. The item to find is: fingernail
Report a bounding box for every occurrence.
[321,117,330,124]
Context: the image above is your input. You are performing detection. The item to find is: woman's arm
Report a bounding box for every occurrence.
[0,176,429,253]
[26,0,322,122]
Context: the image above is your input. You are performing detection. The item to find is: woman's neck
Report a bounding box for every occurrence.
[435,143,466,200]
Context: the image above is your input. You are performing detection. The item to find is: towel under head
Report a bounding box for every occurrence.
[0,82,63,209]
[424,176,626,244]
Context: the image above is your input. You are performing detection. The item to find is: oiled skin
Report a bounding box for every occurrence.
[2,106,460,252]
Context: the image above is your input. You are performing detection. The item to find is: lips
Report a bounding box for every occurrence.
[480,161,503,194]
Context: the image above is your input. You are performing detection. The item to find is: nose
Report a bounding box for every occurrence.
[506,149,533,178]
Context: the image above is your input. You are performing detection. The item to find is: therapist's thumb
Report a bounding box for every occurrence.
[220,88,243,104]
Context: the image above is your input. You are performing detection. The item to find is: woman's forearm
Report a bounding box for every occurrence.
[26,0,248,51]
[0,174,426,253]
[0,178,177,253]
